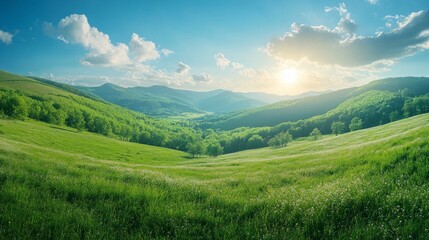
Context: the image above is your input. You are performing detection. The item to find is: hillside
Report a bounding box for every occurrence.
[199,88,356,130]
[200,77,429,130]
[210,88,429,154]
[240,90,330,103]
[78,83,203,116]
[1,114,429,239]
[77,83,268,116]
[0,70,200,151]
[196,91,265,113]
[3,70,429,156]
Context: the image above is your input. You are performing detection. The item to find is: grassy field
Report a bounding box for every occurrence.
[1,115,429,239]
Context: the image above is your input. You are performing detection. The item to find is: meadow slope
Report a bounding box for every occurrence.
[1,115,429,239]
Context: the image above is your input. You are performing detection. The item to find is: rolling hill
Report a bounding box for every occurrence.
[200,77,429,130]
[239,90,331,103]
[3,70,429,156]
[0,70,199,151]
[77,83,268,116]
[76,83,329,117]
[1,113,429,239]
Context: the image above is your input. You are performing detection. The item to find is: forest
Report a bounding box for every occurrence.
[1,83,429,156]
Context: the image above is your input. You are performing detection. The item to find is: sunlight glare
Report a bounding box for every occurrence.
[279,68,299,85]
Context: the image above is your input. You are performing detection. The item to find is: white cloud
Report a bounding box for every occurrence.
[41,72,114,86]
[214,53,231,69]
[0,30,13,44]
[367,0,378,5]
[231,62,244,69]
[192,73,213,83]
[161,48,174,56]
[45,14,172,70]
[176,62,191,75]
[215,52,251,73]
[45,14,130,67]
[268,10,429,67]
[326,3,357,34]
[129,33,159,62]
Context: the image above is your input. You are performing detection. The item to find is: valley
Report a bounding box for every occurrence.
[1,70,429,238]
[1,113,429,239]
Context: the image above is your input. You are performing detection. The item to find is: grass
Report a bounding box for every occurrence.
[1,114,429,239]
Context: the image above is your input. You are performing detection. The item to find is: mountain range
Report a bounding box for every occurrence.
[73,83,327,117]
[199,77,429,130]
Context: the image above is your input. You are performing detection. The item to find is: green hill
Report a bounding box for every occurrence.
[79,83,203,116]
[3,70,429,156]
[77,83,267,116]
[196,91,265,113]
[201,77,429,130]
[213,89,429,153]
[1,114,429,239]
[200,88,355,130]
[0,70,199,151]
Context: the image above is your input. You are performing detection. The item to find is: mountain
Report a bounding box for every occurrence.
[239,90,331,104]
[196,91,266,113]
[76,83,328,117]
[78,83,204,116]
[200,77,429,130]
[76,83,268,116]
[199,88,355,130]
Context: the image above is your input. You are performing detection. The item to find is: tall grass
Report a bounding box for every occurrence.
[1,115,429,239]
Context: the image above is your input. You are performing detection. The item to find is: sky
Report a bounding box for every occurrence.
[0,0,428,95]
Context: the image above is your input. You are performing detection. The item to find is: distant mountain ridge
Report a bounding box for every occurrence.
[76,83,327,117]
[199,77,429,130]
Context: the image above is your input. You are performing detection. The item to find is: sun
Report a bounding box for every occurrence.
[279,68,299,85]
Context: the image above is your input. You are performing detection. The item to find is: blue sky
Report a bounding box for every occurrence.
[0,0,428,94]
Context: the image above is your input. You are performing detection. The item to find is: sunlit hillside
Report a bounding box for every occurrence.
[1,114,429,238]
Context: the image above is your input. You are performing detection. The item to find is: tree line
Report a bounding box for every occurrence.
[203,90,429,153]
[1,88,429,157]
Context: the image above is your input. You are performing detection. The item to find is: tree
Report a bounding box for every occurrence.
[268,131,292,148]
[402,98,415,117]
[66,109,86,132]
[3,94,28,120]
[331,121,345,136]
[206,140,223,157]
[248,134,265,148]
[93,116,112,136]
[186,142,206,158]
[349,117,363,132]
[389,111,400,122]
[309,128,321,141]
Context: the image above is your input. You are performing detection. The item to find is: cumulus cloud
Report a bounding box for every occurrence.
[45,14,171,69]
[192,73,213,83]
[176,62,191,75]
[268,10,429,67]
[214,53,231,69]
[0,30,13,44]
[215,52,249,71]
[325,3,357,34]
[44,14,131,67]
[129,33,159,62]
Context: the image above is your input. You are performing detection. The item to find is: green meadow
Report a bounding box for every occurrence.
[1,114,429,239]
